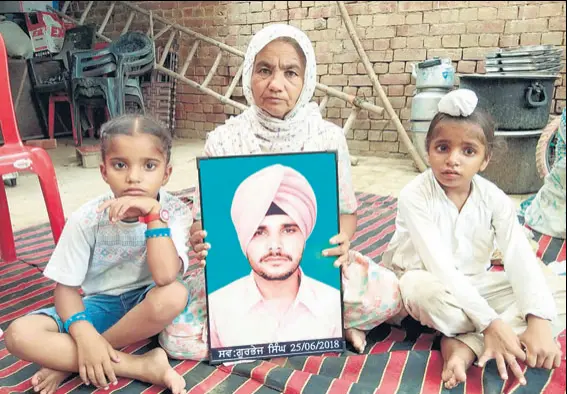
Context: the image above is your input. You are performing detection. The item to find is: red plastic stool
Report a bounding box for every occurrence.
[48,93,78,145]
[49,94,102,146]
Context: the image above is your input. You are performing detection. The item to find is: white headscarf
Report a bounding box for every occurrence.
[196,24,359,220]
[223,23,326,152]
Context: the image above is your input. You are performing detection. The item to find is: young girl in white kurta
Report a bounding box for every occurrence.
[382,89,566,390]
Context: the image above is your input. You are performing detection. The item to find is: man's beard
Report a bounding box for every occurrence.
[252,252,302,281]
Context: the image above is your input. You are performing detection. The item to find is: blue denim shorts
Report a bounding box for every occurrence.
[31,283,155,334]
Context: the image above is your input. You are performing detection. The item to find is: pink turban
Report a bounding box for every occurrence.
[230,164,318,254]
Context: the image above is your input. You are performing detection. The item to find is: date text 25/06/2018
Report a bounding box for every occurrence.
[211,338,345,364]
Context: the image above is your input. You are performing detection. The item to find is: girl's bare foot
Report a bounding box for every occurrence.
[30,368,70,394]
[142,348,186,394]
[441,336,476,390]
[346,328,367,354]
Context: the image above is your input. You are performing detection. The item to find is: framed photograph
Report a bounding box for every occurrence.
[197,151,345,365]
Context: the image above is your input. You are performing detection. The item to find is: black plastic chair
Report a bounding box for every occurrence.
[71,32,155,121]
[68,32,154,144]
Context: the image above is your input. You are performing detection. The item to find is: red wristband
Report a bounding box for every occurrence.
[139,209,170,224]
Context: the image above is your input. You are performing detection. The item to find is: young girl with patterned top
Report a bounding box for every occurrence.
[382,89,566,389]
[5,115,191,394]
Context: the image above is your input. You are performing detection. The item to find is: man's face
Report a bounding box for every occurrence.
[245,214,306,281]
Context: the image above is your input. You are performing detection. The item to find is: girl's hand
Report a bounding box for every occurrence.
[519,317,562,370]
[479,319,527,385]
[74,323,120,388]
[97,196,160,223]
[322,232,351,269]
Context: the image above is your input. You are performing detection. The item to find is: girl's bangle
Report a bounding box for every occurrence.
[145,227,171,239]
[63,311,90,333]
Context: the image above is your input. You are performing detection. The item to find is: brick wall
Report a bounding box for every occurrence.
[69,1,566,157]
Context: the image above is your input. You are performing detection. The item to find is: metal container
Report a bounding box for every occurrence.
[410,88,450,121]
[459,74,558,130]
[411,58,455,89]
[480,130,544,194]
[410,87,452,164]
[410,120,431,166]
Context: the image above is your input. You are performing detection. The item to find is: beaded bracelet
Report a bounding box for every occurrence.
[64,311,90,333]
[145,227,171,239]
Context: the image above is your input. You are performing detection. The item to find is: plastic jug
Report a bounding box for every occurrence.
[411,58,455,89]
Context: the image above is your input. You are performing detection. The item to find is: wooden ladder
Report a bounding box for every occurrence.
[50,1,426,171]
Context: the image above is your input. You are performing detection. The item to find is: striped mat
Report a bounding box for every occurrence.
[1,190,565,394]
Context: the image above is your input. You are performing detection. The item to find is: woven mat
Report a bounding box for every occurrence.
[1,190,565,394]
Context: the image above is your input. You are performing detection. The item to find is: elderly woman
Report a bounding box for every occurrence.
[159,24,402,360]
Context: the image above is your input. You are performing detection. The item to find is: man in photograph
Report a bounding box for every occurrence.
[208,164,342,349]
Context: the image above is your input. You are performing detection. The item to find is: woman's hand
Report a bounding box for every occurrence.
[188,222,209,267]
[519,316,562,370]
[479,319,527,385]
[322,232,351,269]
[97,196,160,223]
[341,250,369,282]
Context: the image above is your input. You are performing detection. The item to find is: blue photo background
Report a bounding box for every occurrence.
[198,151,341,294]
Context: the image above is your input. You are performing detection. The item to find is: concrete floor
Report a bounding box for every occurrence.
[4,137,526,231]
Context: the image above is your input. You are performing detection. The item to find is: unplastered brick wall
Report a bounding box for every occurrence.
[69,1,566,157]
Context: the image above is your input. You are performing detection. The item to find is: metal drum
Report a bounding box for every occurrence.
[410,88,450,121]
[480,130,544,194]
[410,58,455,164]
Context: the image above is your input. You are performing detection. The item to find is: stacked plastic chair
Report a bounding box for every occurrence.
[69,32,155,145]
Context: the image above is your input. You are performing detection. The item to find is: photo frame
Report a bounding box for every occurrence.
[197,151,346,365]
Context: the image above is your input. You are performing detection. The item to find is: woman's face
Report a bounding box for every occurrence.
[251,39,305,119]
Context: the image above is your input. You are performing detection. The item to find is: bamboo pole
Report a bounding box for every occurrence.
[148,10,154,39]
[97,1,116,36]
[180,40,201,77]
[154,65,248,111]
[79,1,94,25]
[154,24,173,41]
[224,64,244,98]
[159,30,177,67]
[319,95,329,112]
[122,11,135,35]
[61,1,71,13]
[315,83,384,116]
[201,52,223,89]
[336,1,427,172]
